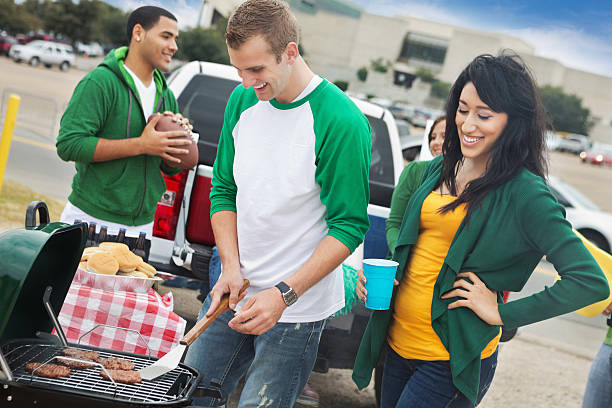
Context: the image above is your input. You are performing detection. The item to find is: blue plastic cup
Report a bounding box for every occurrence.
[363,259,399,310]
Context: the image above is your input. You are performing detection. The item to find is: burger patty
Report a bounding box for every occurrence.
[62,348,100,362]
[100,369,142,384]
[99,357,135,371]
[57,357,96,369]
[25,362,71,378]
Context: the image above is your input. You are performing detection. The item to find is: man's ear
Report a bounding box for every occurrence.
[132,24,144,44]
[285,42,299,65]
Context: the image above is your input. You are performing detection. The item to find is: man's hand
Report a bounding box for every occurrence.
[206,267,246,317]
[441,272,503,325]
[139,114,192,163]
[163,111,193,132]
[228,288,287,335]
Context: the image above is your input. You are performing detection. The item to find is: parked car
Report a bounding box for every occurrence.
[396,118,422,161]
[149,60,405,401]
[75,41,104,57]
[556,133,591,155]
[548,176,612,253]
[0,35,17,56]
[9,40,75,71]
[580,143,612,166]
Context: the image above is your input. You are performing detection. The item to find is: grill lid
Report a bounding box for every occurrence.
[0,201,86,341]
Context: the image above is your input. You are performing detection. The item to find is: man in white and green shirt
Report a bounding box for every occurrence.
[183,1,371,406]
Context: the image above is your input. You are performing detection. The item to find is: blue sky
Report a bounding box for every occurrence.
[106,0,612,77]
[350,0,612,77]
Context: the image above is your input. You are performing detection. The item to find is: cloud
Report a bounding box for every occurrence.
[114,0,200,29]
[502,26,612,77]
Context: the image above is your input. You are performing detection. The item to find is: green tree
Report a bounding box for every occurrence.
[370,57,391,73]
[430,81,451,100]
[539,85,592,134]
[175,26,229,63]
[0,0,42,33]
[333,80,348,92]
[356,66,368,82]
[415,67,436,84]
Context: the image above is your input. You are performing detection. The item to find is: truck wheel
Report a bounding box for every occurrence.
[60,61,70,71]
[29,57,40,67]
[44,63,52,68]
[580,230,610,253]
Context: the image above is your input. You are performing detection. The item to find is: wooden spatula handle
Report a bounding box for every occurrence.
[180,279,249,346]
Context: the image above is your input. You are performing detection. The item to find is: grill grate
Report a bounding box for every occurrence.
[2,343,195,404]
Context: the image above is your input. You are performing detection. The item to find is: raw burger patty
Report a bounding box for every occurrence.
[99,357,135,370]
[25,362,71,378]
[100,369,142,384]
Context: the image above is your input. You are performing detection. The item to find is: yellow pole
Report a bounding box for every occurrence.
[0,94,21,193]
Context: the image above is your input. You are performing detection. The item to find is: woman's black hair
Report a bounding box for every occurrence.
[439,52,549,221]
[428,116,446,143]
[126,6,177,45]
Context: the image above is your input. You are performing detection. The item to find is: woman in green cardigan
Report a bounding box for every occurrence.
[386,116,445,254]
[353,53,609,407]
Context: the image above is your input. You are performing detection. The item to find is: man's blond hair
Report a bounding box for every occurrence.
[226,0,299,62]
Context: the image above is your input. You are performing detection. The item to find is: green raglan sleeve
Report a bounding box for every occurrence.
[209,88,242,215]
[160,89,183,176]
[386,161,428,254]
[313,97,371,253]
[498,176,609,328]
[56,76,109,163]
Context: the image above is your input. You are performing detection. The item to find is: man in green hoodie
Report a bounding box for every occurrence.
[56,6,192,239]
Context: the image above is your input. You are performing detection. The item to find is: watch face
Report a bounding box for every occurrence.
[283,289,298,306]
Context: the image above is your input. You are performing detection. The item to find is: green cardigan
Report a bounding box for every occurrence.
[352,156,609,403]
[385,160,429,254]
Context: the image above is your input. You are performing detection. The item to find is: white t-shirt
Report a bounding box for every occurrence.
[123,64,157,121]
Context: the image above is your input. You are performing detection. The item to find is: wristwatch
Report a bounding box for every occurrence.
[275,281,298,307]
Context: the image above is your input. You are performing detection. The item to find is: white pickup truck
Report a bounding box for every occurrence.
[148,61,405,401]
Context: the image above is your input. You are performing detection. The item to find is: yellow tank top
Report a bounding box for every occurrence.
[388,192,500,360]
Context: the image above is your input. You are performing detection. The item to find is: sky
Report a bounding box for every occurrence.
[105,0,612,78]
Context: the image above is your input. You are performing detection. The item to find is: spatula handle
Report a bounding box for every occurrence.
[180,279,249,346]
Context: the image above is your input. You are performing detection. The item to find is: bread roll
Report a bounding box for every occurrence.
[87,252,119,275]
[99,242,130,252]
[110,247,141,272]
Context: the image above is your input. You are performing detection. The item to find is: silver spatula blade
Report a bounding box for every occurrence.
[138,344,186,380]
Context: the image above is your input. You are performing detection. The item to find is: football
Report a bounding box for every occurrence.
[148,113,198,169]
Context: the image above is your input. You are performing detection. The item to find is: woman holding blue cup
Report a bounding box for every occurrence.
[352,53,609,408]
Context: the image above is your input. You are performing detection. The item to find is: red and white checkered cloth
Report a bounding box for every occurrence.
[58,282,186,358]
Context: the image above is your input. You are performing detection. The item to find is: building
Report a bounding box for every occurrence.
[200,0,612,141]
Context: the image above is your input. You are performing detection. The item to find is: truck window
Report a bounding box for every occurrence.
[367,114,395,206]
[177,74,240,166]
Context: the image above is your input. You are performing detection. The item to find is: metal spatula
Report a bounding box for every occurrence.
[139,279,249,380]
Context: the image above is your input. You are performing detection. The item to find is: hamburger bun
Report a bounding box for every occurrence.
[99,242,130,251]
[79,261,88,270]
[110,247,141,272]
[87,252,119,275]
[148,113,198,169]
[81,246,109,261]
[136,262,156,278]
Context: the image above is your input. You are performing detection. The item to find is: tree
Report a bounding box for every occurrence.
[175,26,229,64]
[430,81,451,100]
[415,67,436,84]
[357,66,368,82]
[0,0,42,33]
[333,80,348,92]
[539,85,592,134]
[370,57,391,73]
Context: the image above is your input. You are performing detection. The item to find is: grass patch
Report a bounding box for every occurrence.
[0,179,65,232]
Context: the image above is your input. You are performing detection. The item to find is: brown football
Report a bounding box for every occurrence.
[148,113,198,169]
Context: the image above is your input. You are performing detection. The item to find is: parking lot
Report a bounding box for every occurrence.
[1,55,612,407]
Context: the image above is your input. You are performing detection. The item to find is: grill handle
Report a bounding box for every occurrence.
[43,286,68,347]
[78,324,152,358]
[180,279,249,346]
[0,348,13,382]
[25,201,50,228]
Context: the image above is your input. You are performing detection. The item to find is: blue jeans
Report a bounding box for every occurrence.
[582,343,612,408]
[184,295,326,407]
[380,345,497,408]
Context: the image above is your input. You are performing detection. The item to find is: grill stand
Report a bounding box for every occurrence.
[0,348,13,381]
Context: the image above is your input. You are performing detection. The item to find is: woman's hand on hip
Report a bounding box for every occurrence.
[441,272,503,325]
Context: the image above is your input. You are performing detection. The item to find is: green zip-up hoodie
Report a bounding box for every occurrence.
[56,47,180,226]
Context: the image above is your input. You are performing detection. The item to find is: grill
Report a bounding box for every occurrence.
[0,202,216,407]
[1,341,197,405]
